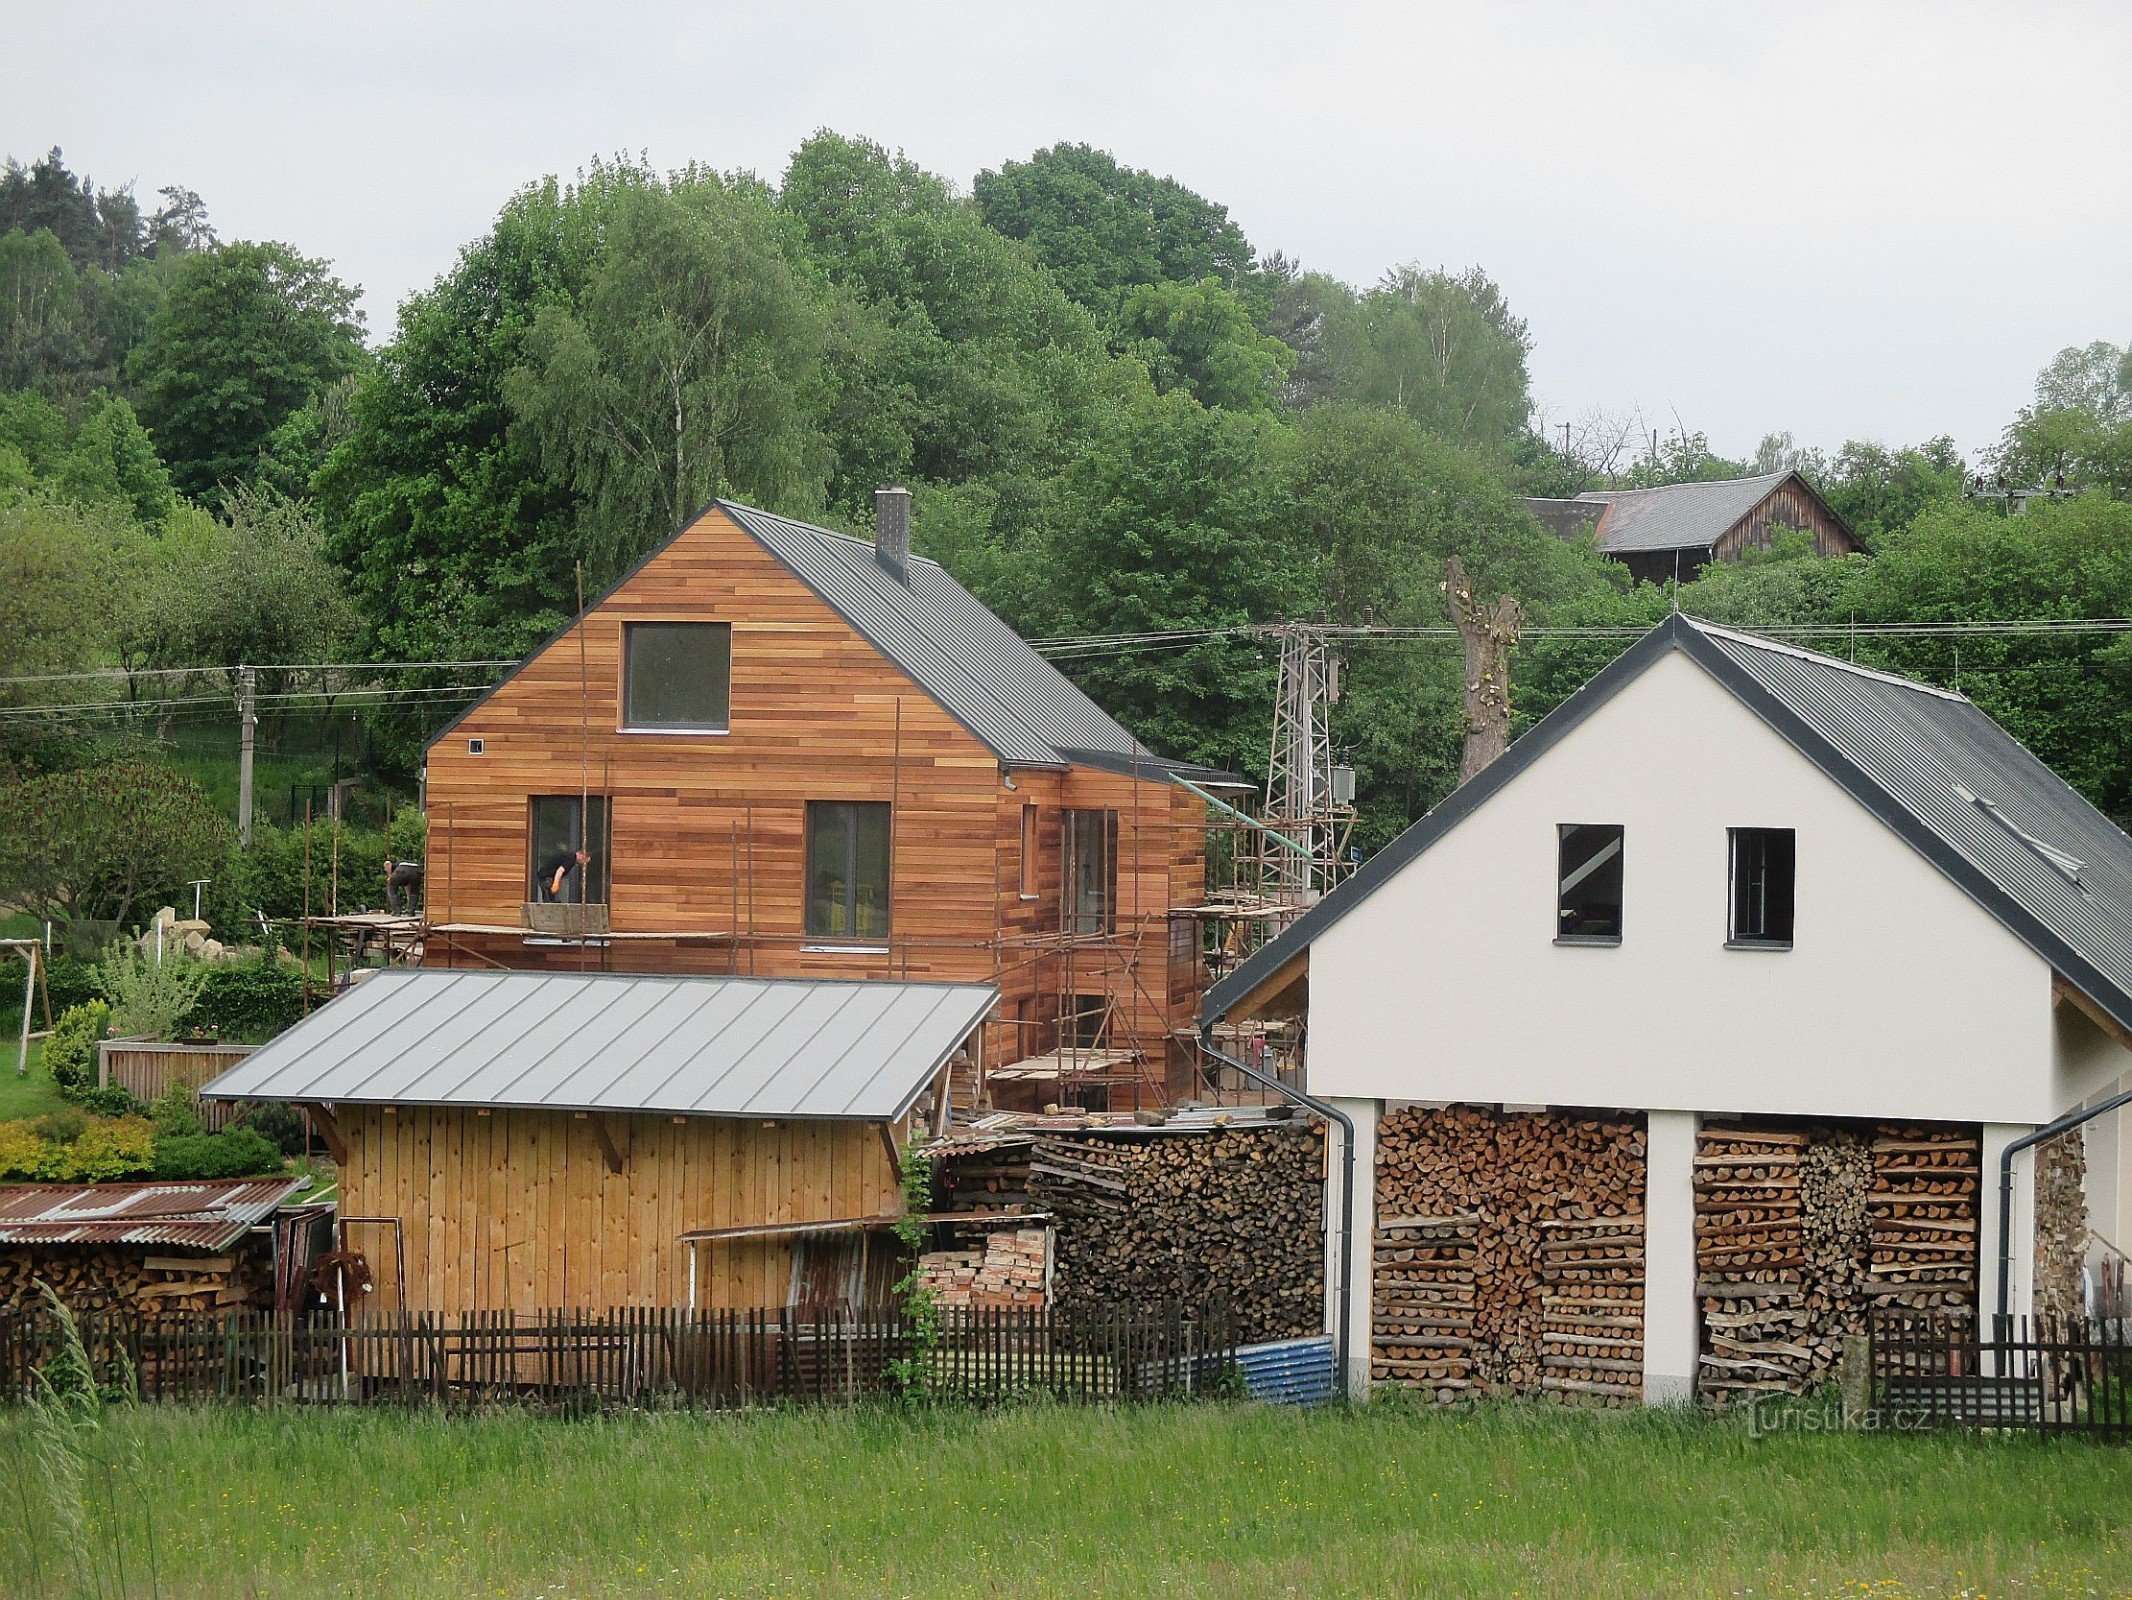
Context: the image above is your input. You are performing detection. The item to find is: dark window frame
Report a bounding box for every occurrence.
[1556,823,1624,944]
[1728,826,1797,949]
[1063,808,1118,936]
[1018,803,1040,898]
[527,794,611,904]
[621,620,732,733]
[804,800,892,945]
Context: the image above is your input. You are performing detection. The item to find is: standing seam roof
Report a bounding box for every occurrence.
[198,969,998,1122]
[1572,471,1797,554]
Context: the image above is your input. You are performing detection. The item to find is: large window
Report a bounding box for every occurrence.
[805,801,891,943]
[1557,824,1623,942]
[1729,827,1796,947]
[528,795,610,903]
[1019,804,1039,897]
[622,621,731,731]
[1064,809,1117,935]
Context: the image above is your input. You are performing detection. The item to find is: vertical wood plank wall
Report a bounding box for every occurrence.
[423,504,1209,1092]
[336,1105,902,1313]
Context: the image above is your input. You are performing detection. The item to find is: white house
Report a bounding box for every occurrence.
[1205,614,2132,1402]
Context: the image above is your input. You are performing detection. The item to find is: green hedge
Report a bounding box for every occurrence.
[151,1128,284,1180]
[184,961,305,1042]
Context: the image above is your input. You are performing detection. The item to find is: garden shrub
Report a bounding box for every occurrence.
[0,1115,153,1181]
[31,1108,87,1145]
[233,1099,307,1157]
[150,1127,282,1180]
[149,1078,205,1140]
[69,1084,143,1118]
[42,1000,108,1094]
[96,946,210,1040]
[184,959,304,1041]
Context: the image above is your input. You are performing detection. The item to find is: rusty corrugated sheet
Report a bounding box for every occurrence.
[0,1177,305,1252]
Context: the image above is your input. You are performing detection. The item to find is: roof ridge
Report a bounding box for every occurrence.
[1680,617,1970,703]
[1578,469,1793,504]
[724,503,944,568]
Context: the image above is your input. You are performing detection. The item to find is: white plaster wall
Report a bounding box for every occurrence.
[1310,651,2061,1125]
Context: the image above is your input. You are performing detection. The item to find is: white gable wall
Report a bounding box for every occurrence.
[1310,650,2063,1125]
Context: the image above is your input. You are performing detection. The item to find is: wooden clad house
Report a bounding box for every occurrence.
[421,491,1226,1110]
[203,968,994,1312]
[1527,470,1857,584]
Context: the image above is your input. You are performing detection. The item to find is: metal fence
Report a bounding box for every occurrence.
[0,1304,1239,1411]
[1870,1311,2132,1439]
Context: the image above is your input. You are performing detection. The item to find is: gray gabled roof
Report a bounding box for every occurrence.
[200,969,996,1122]
[428,498,1220,780]
[1530,470,1807,555]
[1205,614,2132,1038]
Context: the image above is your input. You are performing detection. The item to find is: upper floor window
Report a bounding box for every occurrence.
[1557,824,1623,942]
[1019,803,1039,897]
[1729,827,1796,947]
[806,801,891,943]
[529,795,610,904]
[622,622,731,731]
[1064,808,1117,935]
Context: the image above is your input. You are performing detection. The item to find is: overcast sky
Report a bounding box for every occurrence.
[6,1,2127,462]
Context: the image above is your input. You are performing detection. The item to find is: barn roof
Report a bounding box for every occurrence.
[1205,614,2132,1037]
[199,969,996,1123]
[0,1177,304,1252]
[1527,471,1847,557]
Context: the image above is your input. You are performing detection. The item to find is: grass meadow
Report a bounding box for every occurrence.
[1,1399,2127,1599]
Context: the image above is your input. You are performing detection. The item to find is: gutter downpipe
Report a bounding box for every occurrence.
[1995,1086,2132,1324]
[1199,1023,1355,1401]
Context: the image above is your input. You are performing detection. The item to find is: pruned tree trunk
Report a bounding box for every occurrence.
[1442,556,1522,783]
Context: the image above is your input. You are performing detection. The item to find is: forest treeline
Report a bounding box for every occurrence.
[4,135,2132,849]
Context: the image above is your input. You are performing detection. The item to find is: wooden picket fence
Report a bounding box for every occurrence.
[0,1303,1238,1411]
[1870,1311,2132,1439]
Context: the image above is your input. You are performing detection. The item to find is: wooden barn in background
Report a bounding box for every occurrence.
[1527,469,1858,584]
[418,491,1230,1111]
[202,968,994,1313]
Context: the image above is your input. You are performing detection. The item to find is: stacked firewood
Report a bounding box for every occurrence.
[916,1228,1051,1310]
[2032,1128,2089,1325]
[1373,1105,1646,1402]
[1697,1121,1981,1401]
[0,1247,268,1316]
[1864,1125,1980,1318]
[1022,1124,1326,1343]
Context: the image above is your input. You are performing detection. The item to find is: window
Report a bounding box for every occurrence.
[805,801,891,943]
[1729,827,1796,947]
[528,795,610,903]
[1557,824,1623,942]
[622,622,731,731]
[1018,804,1039,897]
[1064,994,1109,1049]
[1063,809,1117,935]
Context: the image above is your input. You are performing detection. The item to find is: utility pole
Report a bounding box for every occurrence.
[236,664,257,846]
[1262,625,1353,908]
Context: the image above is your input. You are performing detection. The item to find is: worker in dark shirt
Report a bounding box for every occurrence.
[382,858,424,915]
[537,847,591,903]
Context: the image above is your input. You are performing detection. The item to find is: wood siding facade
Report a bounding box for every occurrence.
[422,505,1206,1107]
[335,1104,903,1313]
[1616,477,1858,585]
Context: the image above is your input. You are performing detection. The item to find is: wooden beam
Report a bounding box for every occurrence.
[1221,950,1309,1024]
[577,1111,625,1175]
[307,1104,348,1164]
[2054,974,2132,1055]
[877,1119,902,1173]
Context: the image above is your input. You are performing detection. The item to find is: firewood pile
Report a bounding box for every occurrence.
[980,1122,1326,1343]
[1696,1121,1979,1402]
[916,1227,1050,1311]
[2032,1128,2090,1324]
[0,1246,269,1316]
[1373,1105,1646,1404]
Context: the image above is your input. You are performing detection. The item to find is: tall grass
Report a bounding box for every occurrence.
[0,1397,2126,1598]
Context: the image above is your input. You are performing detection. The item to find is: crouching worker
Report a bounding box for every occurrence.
[537,847,591,903]
[383,857,424,915]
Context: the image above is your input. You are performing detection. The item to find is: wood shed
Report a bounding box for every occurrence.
[199,968,995,1314]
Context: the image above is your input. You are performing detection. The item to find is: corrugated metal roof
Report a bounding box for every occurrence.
[0,1177,304,1252]
[1567,471,1796,554]
[199,969,997,1122]
[1206,614,2132,1037]
[718,501,1163,770]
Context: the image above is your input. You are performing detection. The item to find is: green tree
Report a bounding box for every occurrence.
[1116,277,1291,412]
[1816,436,1965,548]
[503,176,832,574]
[0,762,233,952]
[971,142,1260,315]
[152,486,360,673]
[1315,265,1534,446]
[131,239,365,500]
[1996,341,2132,499]
[53,392,174,523]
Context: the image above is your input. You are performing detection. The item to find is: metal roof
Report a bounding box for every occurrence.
[1542,471,1797,555]
[1206,614,2132,1038]
[719,501,1168,771]
[0,1177,304,1252]
[199,969,997,1122]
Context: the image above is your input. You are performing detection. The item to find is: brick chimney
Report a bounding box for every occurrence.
[875,486,912,583]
